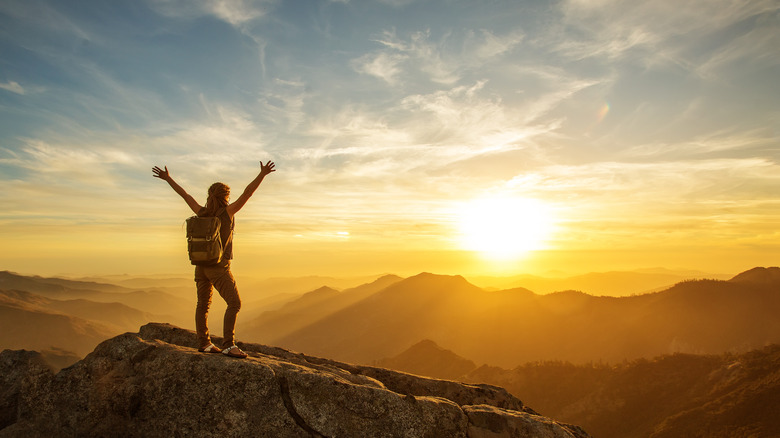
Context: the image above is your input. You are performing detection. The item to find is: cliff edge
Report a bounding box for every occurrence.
[0,323,589,438]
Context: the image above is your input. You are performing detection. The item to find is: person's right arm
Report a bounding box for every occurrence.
[152,166,202,214]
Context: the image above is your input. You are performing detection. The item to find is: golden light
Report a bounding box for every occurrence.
[456,196,555,260]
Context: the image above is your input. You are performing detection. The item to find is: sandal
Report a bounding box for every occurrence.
[222,345,248,359]
[198,343,222,354]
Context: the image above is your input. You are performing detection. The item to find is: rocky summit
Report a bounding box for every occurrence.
[0,323,590,438]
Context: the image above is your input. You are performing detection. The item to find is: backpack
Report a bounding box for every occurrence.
[186,209,229,266]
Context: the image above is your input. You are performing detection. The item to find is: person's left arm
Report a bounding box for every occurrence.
[226,160,276,216]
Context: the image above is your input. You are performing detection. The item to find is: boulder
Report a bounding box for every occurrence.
[0,323,590,438]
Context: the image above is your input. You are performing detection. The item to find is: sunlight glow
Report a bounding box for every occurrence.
[457,197,555,260]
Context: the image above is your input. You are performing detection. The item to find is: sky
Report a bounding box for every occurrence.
[1,0,778,279]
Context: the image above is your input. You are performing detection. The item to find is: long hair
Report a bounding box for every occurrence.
[200,182,230,217]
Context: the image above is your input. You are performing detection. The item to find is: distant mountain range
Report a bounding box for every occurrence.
[243,274,402,343]
[3,267,779,371]
[0,291,116,358]
[0,270,191,363]
[261,267,780,367]
[469,268,732,296]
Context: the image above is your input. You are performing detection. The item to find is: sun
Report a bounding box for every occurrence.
[456,197,555,260]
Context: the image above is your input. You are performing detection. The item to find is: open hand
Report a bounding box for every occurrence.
[260,160,276,176]
[152,166,170,181]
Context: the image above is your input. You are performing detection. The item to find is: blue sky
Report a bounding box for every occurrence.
[1,0,778,277]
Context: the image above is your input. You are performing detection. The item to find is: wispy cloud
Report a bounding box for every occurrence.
[356,27,525,85]
[0,81,25,95]
[352,52,407,84]
[555,0,780,73]
[148,0,273,27]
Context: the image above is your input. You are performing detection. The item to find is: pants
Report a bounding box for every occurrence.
[194,262,241,349]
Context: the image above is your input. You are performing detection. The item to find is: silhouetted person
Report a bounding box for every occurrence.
[152,161,276,358]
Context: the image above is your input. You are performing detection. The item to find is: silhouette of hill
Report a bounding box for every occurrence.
[0,291,118,357]
[463,344,780,438]
[0,323,591,438]
[273,269,780,367]
[243,286,341,342]
[244,274,392,297]
[0,271,127,296]
[729,266,780,285]
[0,271,190,326]
[0,283,187,365]
[469,269,730,296]
[374,339,477,380]
[243,274,403,343]
[274,273,492,364]
[1,289,161,333]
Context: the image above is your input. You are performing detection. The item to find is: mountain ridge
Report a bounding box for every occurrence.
[269,268,780,367]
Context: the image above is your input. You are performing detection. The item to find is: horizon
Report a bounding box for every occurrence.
[1,264,753,291]
[1,0,778,279]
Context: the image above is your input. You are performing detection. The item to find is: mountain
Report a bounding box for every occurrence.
[275,273,492,364]
[0,323,591,438]
[469,269,731,296]
[274,268,780,367]
[243,274,403,343]
[463,344,780,438]
[243,286,341,342]
[243,274,392,297]
[729,266,780,285]
[1,289,158,333]
[0,285,188,365]
[0,291,117,357]
[0,271,191,326]
[374,339,477,380]
[0,271,127,296]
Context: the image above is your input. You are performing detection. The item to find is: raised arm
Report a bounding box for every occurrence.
[226,160,276,216]
[152,166,202,214]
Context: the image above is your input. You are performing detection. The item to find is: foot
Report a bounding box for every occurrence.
[222,345,248,359]
[198,343,222,354]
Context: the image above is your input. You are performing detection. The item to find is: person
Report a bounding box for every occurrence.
[152,161,276,358]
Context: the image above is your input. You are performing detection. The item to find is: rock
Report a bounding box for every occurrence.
[0,350,54,433]
[464,405,589,438]
[0,323,590,438]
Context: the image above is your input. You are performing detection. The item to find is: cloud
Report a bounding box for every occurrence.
[206,0,269,26]
[0,0,91,42]
[509,157,780,211]
[468,29,525,60]
[352,52,407,84]
[376,0,417,6]
[0,81,25,95]
[147,0,273,28]
[695,12,780,79]
[555,0,780,70]
[356,27,525,85]
[621,127,780,160]
[364,28,460,84]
